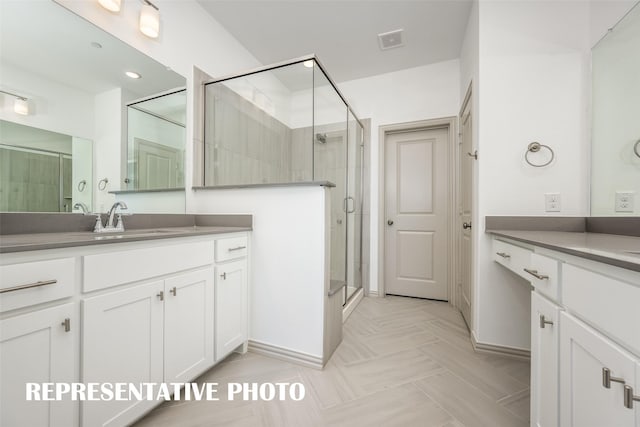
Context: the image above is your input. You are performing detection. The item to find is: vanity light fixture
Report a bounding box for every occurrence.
[125,71,142,79]
[303,60,314,68]
[139,0,160,38]
[98,0,121,13]
[1,90,30,115]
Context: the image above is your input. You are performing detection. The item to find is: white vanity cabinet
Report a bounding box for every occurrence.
[559,312,638,427]
[82,267,215,427]
[214,236,248,361]
[82,281,165,427]
[0,302,77,427]
[530,292,560,427]
[492,236,640,427]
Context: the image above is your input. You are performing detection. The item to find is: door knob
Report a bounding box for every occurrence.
[387,220,394,226]
[462,222,472,229]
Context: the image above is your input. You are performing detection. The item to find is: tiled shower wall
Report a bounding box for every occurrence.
[205,83,293,186]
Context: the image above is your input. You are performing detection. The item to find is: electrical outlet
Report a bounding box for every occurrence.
[545,193,561,212]
[615,191,634,213]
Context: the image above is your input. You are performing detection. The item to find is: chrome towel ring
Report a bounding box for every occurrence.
[98,178,109,191]
[525,142,554,167]
[634,139,640,158]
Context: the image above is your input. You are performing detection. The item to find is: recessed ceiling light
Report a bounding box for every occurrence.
[303,60,314,68]
[90,41,103,49]
[125,71,142,79]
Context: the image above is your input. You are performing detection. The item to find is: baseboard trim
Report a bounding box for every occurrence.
[367,290,380,297]
[471,331,531,360]
[248,340,324,370]
[343,288,364,322]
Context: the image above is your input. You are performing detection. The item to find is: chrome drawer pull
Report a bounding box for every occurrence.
[220,272,227,280]
[602,367,625,388]
[539,315,553,328]
[228,246,246,252]
[523,268,549,280]
[61,318,71,332]
[170,286,177,297]
[624,385,640,409]
[0,279,57,294]
[496,252,511,259]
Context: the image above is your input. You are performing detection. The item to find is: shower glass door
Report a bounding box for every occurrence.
[313,62,349,300]
[346,112,363,302]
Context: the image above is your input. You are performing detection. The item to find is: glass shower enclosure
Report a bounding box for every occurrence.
[203,56,364,304]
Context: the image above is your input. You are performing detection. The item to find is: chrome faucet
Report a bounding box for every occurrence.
[73,202,90,214]
[104,201,128,232]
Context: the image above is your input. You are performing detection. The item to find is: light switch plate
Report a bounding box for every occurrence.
[615,191,634,212]
[545,193,561,212]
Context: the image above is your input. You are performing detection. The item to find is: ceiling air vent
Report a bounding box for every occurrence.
[378,29,404,50]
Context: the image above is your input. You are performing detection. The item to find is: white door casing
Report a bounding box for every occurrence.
[384,127,449,300]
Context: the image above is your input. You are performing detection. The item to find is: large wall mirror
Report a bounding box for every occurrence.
[0,0,186,213]
[591,2,640,216]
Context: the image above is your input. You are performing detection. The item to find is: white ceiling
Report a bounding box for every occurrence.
[198,0,473,83]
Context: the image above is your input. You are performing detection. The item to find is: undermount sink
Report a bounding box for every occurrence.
[92,229,174,240]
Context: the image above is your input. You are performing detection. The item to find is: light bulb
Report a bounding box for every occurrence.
[98,0,121,13]
[14,98,29,115]
[139,4,160,38]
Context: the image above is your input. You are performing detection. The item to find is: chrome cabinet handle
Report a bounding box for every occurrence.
[220,272,227,280]
[624,385,640,409]
[387,220,394,226]
[462,222,472,230]
[523,268,549,280]
[61,318,71,332]
[602,367,626,388]
[0,279,57,294]
[157,291,164,301]
[539,315,553,328]
[170,287,177,296]
[496,252,510,259]
[228,246,246,252]
[467,151,478,159]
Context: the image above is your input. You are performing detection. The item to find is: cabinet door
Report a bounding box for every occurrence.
[82,281,164,427]
[0,303,76,427]
[560,312,637,427]
[164,267,214,383]
[531,292,560,427]
[215,259,247,361]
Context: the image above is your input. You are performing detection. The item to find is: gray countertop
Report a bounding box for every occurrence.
[488,230,640,273]
[0,226,251,254]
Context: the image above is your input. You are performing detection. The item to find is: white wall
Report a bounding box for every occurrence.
[473,0,592,350]
[192,186,328,358]
[589,0,638,46]
[337,60,462,295]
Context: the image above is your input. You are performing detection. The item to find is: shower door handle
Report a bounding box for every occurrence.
[344,197,355,213]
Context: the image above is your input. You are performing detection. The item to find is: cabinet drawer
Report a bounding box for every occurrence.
[216,235,248,262]
[0,258,75,313]
[492,239,532,281]
[83,240,214,292]
[563,263,640,356]
[525,253,560,300]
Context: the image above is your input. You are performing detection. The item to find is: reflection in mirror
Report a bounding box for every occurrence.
[591,2,640,216]
[0,120,93,212]
[126,89,186,190]
[0,0,186,213]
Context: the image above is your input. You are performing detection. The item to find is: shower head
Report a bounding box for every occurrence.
[315,133,327,144]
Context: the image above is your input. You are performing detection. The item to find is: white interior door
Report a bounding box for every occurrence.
[134,138,180,190]
[384,127,449,300]
[459,94,473,327]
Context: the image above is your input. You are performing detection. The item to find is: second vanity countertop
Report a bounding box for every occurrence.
[489,229,640,273]
[0,225,252,254]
